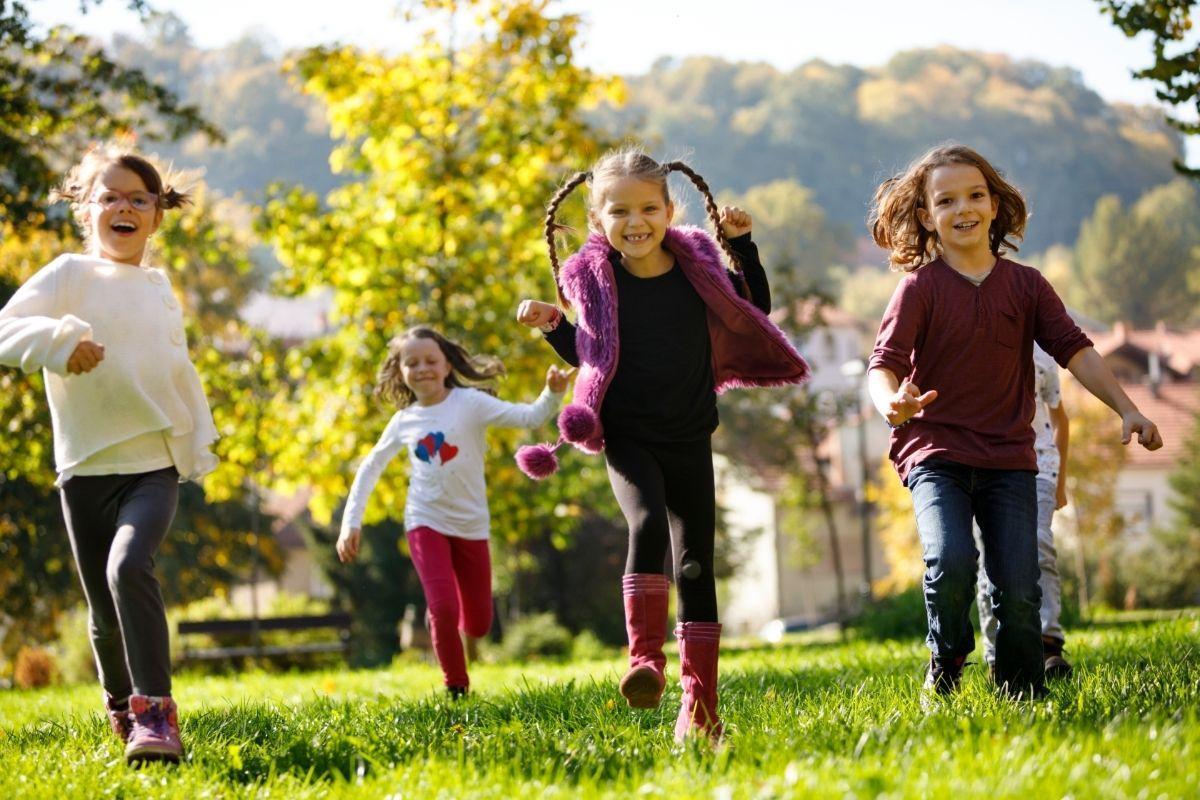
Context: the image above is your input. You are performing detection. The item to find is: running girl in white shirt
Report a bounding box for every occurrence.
[337,326,572,696]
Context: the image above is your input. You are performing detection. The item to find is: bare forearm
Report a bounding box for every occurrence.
[1066,347,1137,417]
[868,367,900,418]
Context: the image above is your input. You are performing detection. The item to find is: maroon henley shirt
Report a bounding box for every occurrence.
[868,257,1092,482]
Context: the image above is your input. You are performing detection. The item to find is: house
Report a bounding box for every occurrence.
[1073,322,1200,535]
[720,307,893,636]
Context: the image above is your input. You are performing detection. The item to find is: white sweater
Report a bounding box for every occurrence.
[341,387,561,540]
[0,254,219,482]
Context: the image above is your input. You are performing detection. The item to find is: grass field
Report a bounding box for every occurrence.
[1,612,1197,799]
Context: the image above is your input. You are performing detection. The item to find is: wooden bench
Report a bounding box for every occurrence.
[176,613,353,663]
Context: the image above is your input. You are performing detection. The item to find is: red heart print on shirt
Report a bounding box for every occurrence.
[439,443,459,463]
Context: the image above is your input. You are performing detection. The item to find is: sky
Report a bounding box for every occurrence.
[28,0,1199,161]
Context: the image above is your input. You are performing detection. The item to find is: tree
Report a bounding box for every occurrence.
[1061,381,1129,612]
[0,0,221,236]
[1071,179,1200,326]
[867,456,922,596]
[601,48,1182,251]
[719,179,850,294]
[1097,0,1200,178]
[255,0,621,649]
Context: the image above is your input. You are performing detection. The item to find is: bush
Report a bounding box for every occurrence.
[13,647,57,689]
[847,586,928,641]
[52,605,98,685]
[497,612,574,662]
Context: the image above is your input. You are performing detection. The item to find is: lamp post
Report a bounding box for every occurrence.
[840,358,873,602]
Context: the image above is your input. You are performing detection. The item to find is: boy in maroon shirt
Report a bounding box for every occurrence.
[866,144,1162,700]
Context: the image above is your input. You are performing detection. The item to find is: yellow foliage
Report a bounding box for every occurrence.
[866,456,923,595]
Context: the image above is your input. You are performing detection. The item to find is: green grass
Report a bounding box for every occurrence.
[1,613,1197,799]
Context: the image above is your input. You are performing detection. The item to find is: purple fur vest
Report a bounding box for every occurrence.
[516,225,810,479]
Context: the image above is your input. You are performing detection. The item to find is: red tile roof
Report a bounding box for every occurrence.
[1118,382,1200,469]
[1087,323,1200,376]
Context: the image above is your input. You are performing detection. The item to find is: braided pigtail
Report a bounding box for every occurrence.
[543,170,591,309]
[663,161,750,299]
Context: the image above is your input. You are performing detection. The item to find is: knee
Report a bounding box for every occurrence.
[425,596,460,628]
[994,580,1042,618]
[925,544,977,595]
[462,611,492,639]
[105,554,149,593]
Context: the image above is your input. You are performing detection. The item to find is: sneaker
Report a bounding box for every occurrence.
[125,695,183,764]
[1042,636,1073,680]
[447,685,468,700]
[103,692,133,743]
[921,655,966,708]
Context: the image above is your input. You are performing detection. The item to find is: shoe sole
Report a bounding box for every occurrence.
[125,745,182,765]
[619,666,665,709]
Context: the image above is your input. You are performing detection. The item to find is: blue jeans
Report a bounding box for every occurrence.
[906,458,1045,694]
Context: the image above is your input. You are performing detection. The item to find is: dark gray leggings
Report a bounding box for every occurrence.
[60,467,178,698]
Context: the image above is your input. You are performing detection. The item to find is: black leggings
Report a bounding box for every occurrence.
[60,467,178,697]
[605,436,717,622]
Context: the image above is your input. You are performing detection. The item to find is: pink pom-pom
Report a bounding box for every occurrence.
[516,444,559,479]
[558,403,598,444]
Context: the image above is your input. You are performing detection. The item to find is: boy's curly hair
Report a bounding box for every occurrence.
[869,143,1027,272]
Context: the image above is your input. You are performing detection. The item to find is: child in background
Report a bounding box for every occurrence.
[515,148,809,741]
[867,143,1161,700]
[976,345,1073,678]
[337,326,571,696]
[0,144,219,762]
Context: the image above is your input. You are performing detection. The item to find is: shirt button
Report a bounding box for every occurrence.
[162,294,178,310]
[171,329,185,346]
[148,271,165,285]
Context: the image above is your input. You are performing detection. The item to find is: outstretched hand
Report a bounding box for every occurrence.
[1121,410,1163,451]
[887,379,937,426]
[546,365,576,393]
[719,206,752,238]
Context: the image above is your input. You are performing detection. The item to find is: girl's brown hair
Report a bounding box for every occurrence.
[375,326,506,408]
[543,147,748,305]
[51,142,194,250]
[868,143,1028,272]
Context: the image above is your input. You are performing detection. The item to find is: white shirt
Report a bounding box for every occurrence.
[0,254,219,483]
[1032,344,1062,478]
[341,386,561,540]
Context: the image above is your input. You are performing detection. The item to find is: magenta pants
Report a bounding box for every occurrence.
[407,526,493,688]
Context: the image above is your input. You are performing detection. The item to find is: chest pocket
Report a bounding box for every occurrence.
[995,309,1020,349]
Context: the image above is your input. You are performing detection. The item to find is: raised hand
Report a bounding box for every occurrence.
[719,205,752,238]
[67,340,105,374]
[887,379,937,426]
[546,365,576,393]
[516,299,561,329]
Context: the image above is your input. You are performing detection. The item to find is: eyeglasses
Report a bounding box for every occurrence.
[90,190,160,212]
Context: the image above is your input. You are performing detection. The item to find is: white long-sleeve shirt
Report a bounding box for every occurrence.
[341,386,561,540]
[0,254,218,483]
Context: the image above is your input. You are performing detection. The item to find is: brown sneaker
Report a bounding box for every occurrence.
[1042,636,1073,680]
[104,692,133,743]
[125,695,183,764]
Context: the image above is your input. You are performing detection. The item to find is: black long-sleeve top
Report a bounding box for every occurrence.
[543,233,770,443]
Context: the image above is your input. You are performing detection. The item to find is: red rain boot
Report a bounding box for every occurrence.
[618,573,670,708]
[674,621,723,743]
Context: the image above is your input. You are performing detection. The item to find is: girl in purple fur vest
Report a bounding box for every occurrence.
[515,148,809,742]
